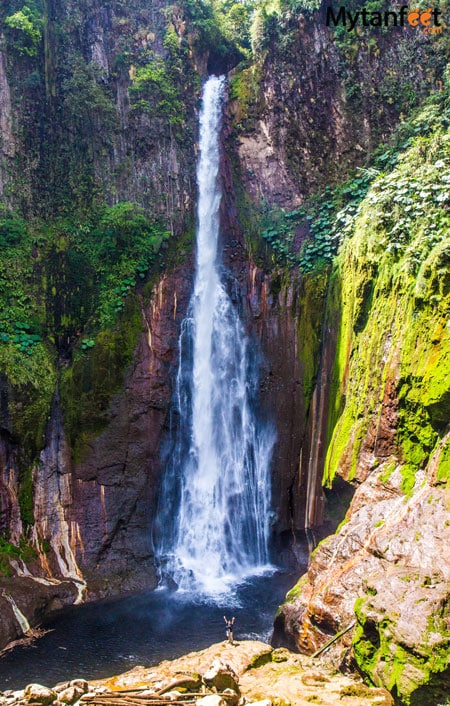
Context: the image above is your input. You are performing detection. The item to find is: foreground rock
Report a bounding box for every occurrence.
[274,457,450,705]
[0,641,393,706]
[0,577,78,653]
[95,640,394,705]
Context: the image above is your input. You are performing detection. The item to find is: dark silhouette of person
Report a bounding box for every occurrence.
[223,615,235,643]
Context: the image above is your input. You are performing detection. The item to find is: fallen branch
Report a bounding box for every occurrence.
[0,628,52,656]
[89,701,194,706]
[86,688,235,706]
[106,688,150,694]
[312,620,356,658]
[156,677,201,696]
[132,694,205,701]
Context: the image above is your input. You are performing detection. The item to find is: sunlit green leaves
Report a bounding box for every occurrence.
[5,5,42,57]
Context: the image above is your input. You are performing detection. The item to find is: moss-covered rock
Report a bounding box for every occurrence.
[353,570,450,705]
[325,120,450,490]
[60,294,143,462]
[274,94,450,703]
[0,342,57,526]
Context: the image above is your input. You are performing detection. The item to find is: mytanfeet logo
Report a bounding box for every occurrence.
[326,5,444,33]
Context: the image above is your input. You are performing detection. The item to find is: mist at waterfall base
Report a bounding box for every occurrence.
[0,570,301,690]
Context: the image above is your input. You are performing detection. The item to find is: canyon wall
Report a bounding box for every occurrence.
[0,0,200,230]
[0,6,448,703]
[273,102,450,703]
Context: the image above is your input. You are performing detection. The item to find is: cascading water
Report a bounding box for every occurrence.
[155,75,274,596]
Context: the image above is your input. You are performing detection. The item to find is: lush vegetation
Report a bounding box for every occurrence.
[251,72,450,275]
[0,203,168,349]
[4,2,43,57]
[279,81,449,705]
[324,81,450,489]
[0,537,37,577]
[0,202,169,499]
[258,172,374,273]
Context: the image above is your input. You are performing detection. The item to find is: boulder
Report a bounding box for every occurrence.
[353,569,450,704]
[203,660,240,694]
[221,688,239,706]
[54,681,87,698]
[196,697,226,706]
[23,685,56,705]
[68,682,87,694]
[57,686,85,704]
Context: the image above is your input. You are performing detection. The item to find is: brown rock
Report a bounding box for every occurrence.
[57,686,85,704]
[221,688,239,706]
[203,659,240,693]
[196,697,226,706]
[23,685,56,706]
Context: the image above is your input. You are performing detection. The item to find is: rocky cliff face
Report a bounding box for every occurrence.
[0,0,211,646]
[0,6,449,704]
[0,0,200,229]
[0,262,193,646]
[245,266,328,542]
[67,266,194,594]
[229,8,448,209]
[273,100,450,703]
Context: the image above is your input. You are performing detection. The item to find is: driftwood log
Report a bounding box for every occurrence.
[83,684,237,706]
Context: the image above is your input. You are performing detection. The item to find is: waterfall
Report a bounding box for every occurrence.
[155,76,274,595]
[2,592,30,635]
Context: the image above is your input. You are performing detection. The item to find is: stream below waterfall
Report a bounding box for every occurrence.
[0,569,300,691]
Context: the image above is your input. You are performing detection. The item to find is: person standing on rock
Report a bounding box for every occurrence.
[223,615,235,644]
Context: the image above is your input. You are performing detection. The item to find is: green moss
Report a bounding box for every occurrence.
[60,294,143,461]
[378,460,396,484]
[130,58,186,128]
[0,539,20,577]
[296,270,328,406]
[0,536,37,576]
[18,466,34,527]
[436,437,450,485]
[229,63,263,128]
[249,650,273,669]
[324,111,450,492]
[0,340,56,526]
[284,573,308,603]
[353,589,450,704]
[0,343,57,460]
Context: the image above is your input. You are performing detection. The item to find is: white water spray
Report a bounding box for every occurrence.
[2,592,31,635]
[155,76,274,595]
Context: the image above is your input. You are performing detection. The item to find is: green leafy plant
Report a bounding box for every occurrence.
[5,5,42,57]
[81,338,95,351]
[130,57,186,126]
